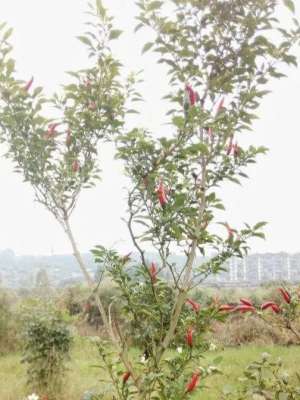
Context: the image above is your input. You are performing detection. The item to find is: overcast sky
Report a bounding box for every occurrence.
[0,0,299,256]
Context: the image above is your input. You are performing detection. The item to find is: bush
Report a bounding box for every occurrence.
[213,314,291,347]
[21,304,72,398]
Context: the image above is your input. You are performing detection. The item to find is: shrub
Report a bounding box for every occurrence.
[213,315,286,347]
[21,304,72,398]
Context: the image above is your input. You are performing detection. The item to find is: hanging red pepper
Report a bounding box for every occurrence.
[156,180,168,208]
[240,298,253,307]
[234,304,255,313]
[184,84,199,107]
[233,142,241,158]
[261,301,275,310]
[226,136,234,155]
[278,288,291,304]
[261,301,281,313]
[72,159,80,173]
[271,303,281,314]
[122,371,131,383]
[186,371,200,393]
[185,327,194,347]
[186,298,201,313]
[149,262,157,283]
[24,76,34,92]
[44,123,59,139]
[225,223,234,239]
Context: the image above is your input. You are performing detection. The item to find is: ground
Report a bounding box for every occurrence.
[1,338,299,400]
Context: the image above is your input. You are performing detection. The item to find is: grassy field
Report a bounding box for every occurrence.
[1,338,299,400]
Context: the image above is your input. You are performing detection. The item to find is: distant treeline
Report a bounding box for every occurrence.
[0,249,299,288]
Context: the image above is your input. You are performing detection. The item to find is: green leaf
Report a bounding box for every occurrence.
[77,35,93,47]
[172,116,185,129]
[147,1,163,11]
[283,0,295,13]
[33,87,43,97]
[3,27,13,41]
[6,59,14,74]
[254,221,268,230]
[96,0,106,18]
[252,232,266,240]
[109,29,122,40]
[134,23,144,33]
[142,42,154,54]
[187,143,209,155]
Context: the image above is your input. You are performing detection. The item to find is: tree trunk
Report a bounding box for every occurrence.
[62,216,144,397]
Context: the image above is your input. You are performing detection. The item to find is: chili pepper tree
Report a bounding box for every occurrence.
[0,1,134,339]
[90,0,300,399]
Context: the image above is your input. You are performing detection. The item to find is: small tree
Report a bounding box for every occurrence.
[90,0,300,398]
[0,1,145,380]
[21,304,72,398]
[0,1,132,340]
[0,1,125,275]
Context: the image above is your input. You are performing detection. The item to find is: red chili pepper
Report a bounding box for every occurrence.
[240,298,253,307]
[219,304,235,312]
[261,301,275,310]
[225,223,234,239]
[216,96,225,114]
[234,304,255,313]
[261,301,281,313]
[271,303,281,314]
[122,371,131,383]
[72,159,80,172]
[186,371,200,393]
[233,142,240,157]
[24,76,34,92]
[278,288,291,304]
[44,123,60,139]
[226,136,234,155]
[149,262,157,283]
[185,84,199,107]
[186,298,201,312]
[156,180,168,208]
[186,327,194,347]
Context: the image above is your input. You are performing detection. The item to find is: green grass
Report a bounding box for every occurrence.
[1,338,299,400]
[201,345,300,399]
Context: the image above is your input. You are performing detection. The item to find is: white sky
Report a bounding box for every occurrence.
[0,0,300,256]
